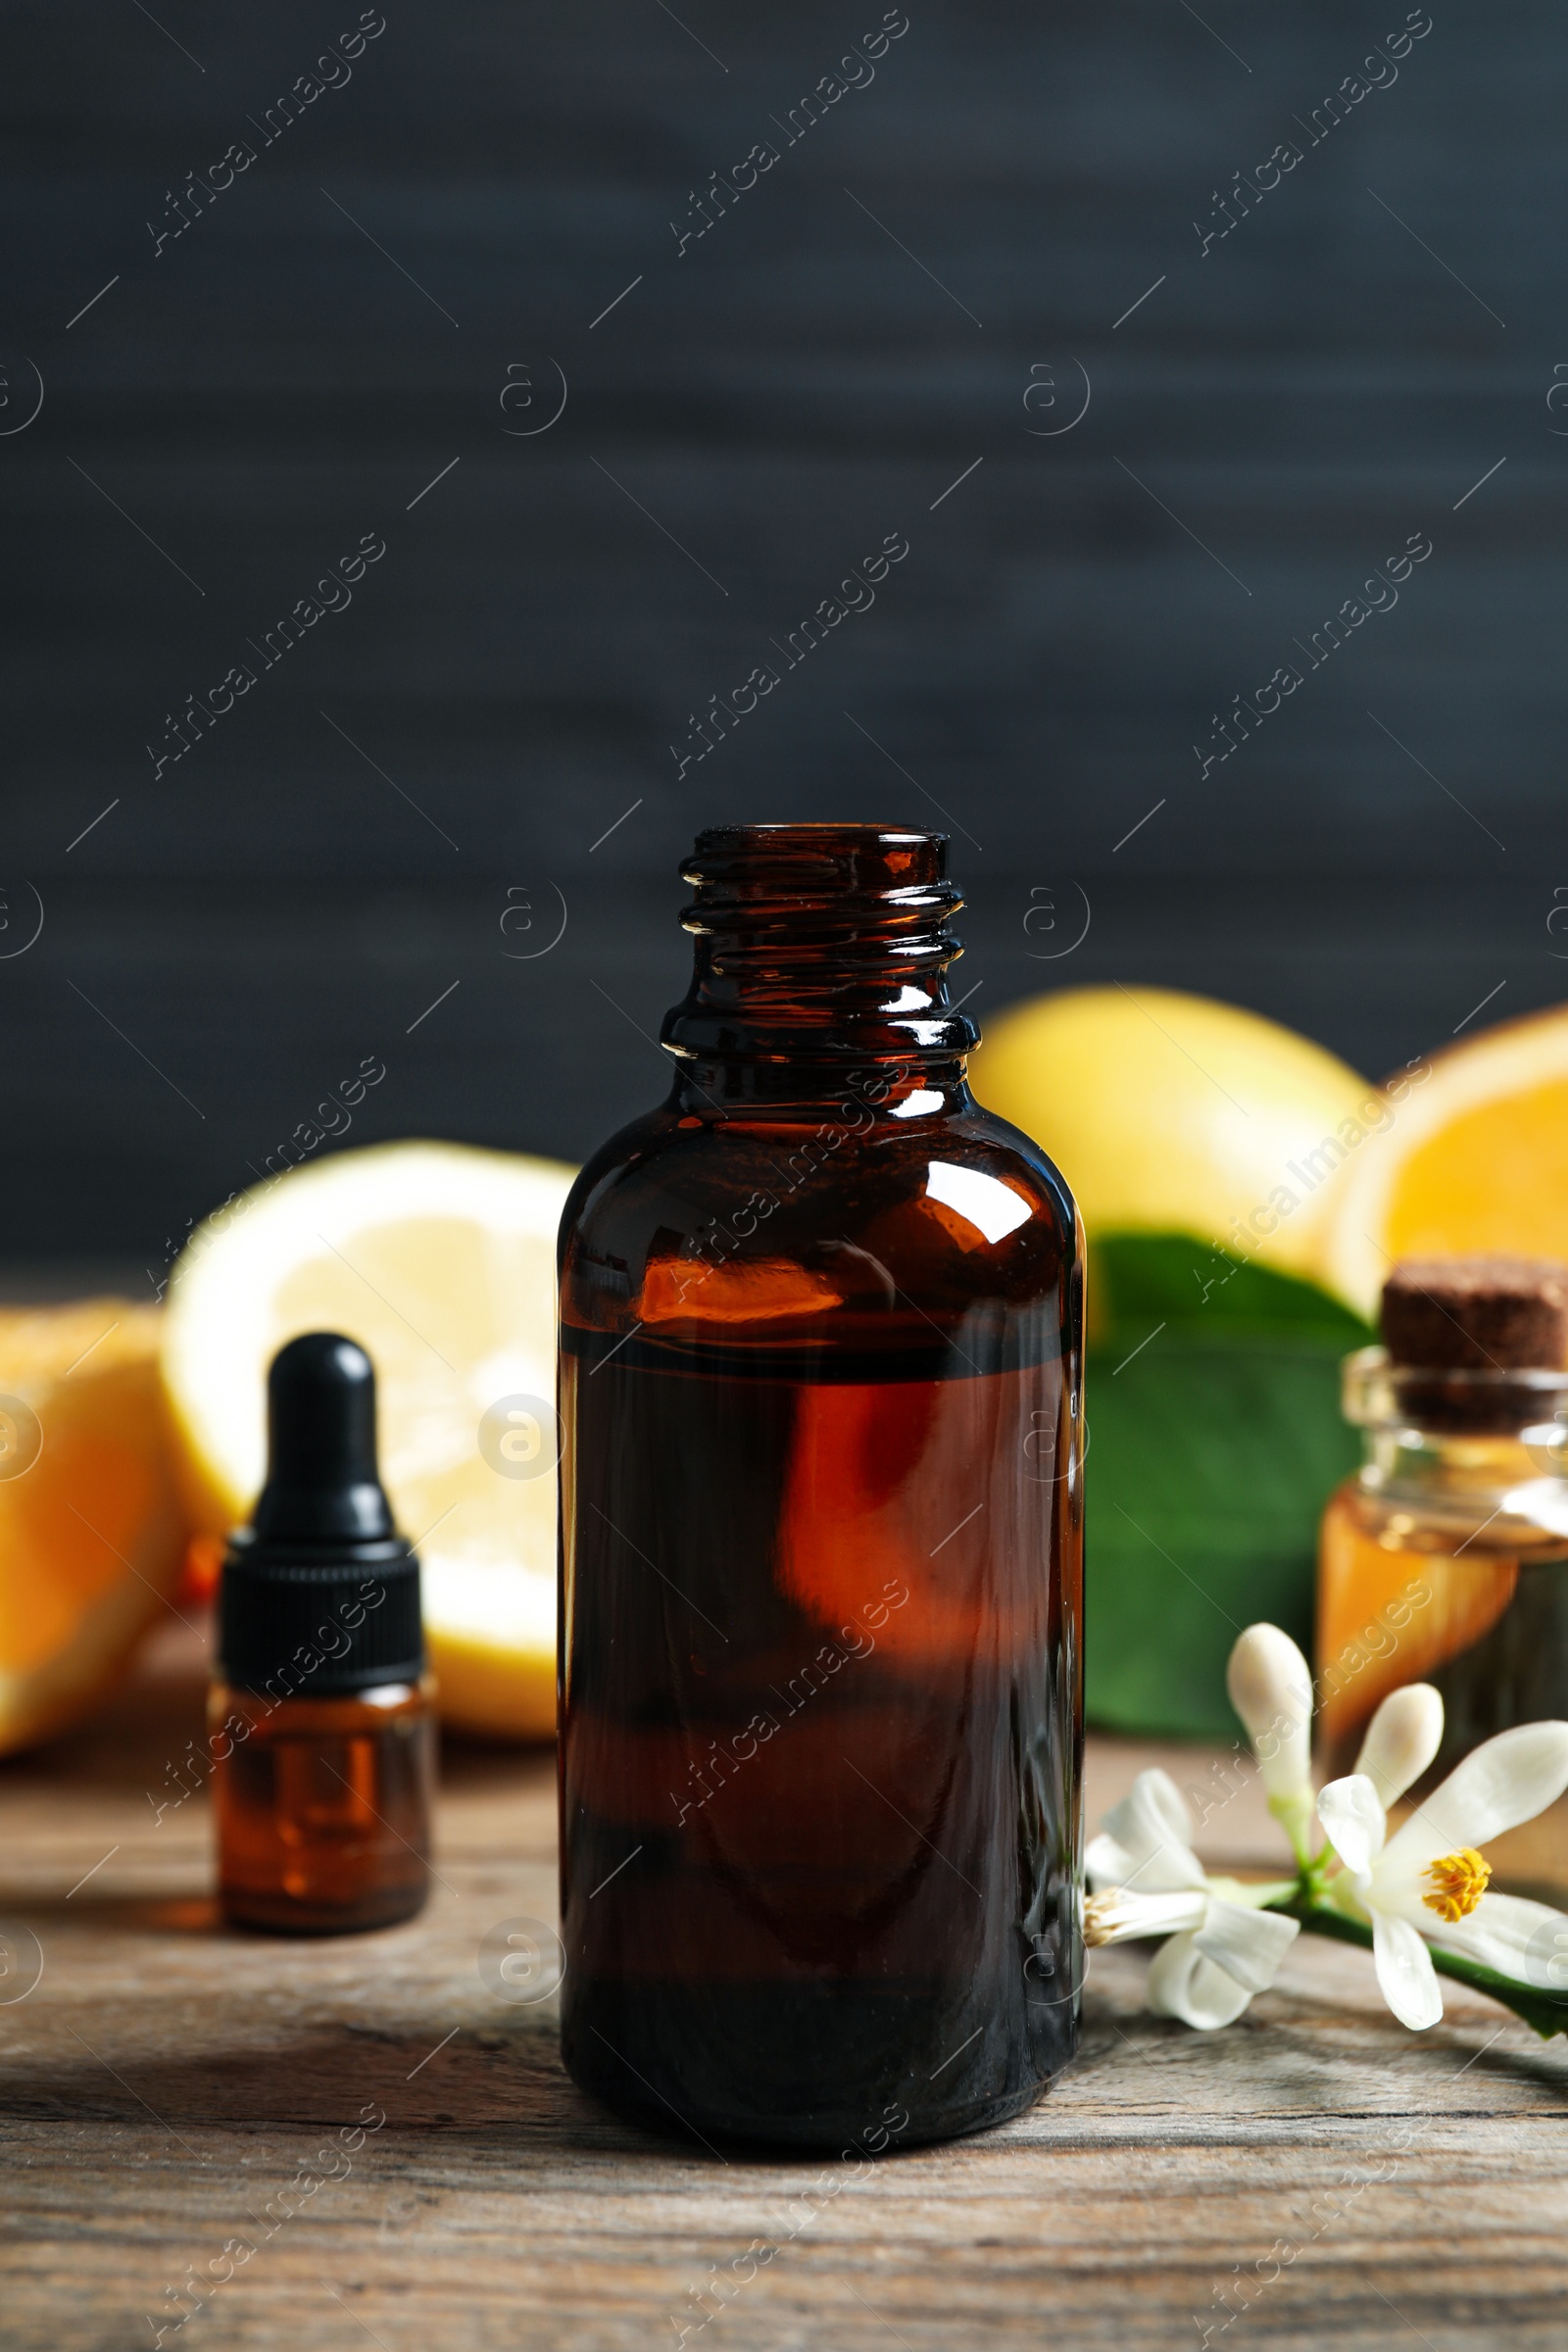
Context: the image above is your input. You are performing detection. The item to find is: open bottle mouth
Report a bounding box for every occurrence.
[663,821,978,1066]
[679,821,961,915]
[1344,1343,1568,1448]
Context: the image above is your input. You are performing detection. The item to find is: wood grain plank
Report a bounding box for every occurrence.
[3,1626,1567,2348]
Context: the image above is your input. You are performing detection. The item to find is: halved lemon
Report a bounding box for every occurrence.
[1319,1002,1568,1317]
[973,985,1374,1285]
[0,1301,188,1755]
[161,1141,576,1740]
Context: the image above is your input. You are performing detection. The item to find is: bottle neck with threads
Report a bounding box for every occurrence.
[1344,1345,1568,1528]
[660,822,977,1112]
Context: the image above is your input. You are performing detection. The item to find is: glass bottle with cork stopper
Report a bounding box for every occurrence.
[1317,1255,1568,1902]
[209,1331,436,1934]
[556,822,1084,2148]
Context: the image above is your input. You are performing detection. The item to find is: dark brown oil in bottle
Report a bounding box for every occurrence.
[558,824,1084,2148]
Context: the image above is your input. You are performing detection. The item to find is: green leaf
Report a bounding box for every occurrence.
[1093,1231,1372,1342]
[1086,1235,1374,1740]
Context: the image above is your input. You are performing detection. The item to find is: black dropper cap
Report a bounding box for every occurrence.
[219,1333,425,1697]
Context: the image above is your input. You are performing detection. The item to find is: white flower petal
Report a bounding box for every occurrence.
[1192,1898,1301,1994]
[1147,1932,1253,2030]
[1084,1886,1208,1944]
[1317,1773,1388,1881]
[1353,1684,1444,1811]
[1090,1768,1205,1892]
[1084,1832,1132,1891]
[1083,1833,1136,1891]
[1424,1890,1568,1990]
[1382,1722,1568,1877]
[1372,1910,1444,2031]
[1226,1624,1313,1806]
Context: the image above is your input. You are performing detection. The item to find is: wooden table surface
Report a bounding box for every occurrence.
[6,1623,1567,2352]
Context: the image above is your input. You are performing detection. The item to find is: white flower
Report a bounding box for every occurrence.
[1085,1768,1300,2030]
[1352,1682,1444,1811]
[1226,1623,1316,1859]
[1318,1715,1568,2030]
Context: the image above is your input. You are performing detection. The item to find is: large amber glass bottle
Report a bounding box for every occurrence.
[557,823,1084,2148]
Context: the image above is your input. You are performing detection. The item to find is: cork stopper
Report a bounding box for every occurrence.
[1381,1255,1568,1371]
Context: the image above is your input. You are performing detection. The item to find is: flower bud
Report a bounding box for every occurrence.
[1352,1683,1444,1810]
[1226,1624,1314,1847]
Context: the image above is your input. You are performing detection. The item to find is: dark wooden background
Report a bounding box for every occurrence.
[1,0,1561,1271]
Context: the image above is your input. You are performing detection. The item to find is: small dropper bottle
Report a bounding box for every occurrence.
[209,1332,435,1934]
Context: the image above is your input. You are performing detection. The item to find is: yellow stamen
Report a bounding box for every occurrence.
[1422,1847,1491,1924]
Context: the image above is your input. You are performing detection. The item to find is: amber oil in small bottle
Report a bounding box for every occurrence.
[210,1332,435,1934]
[1318,1256,1568,1903]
